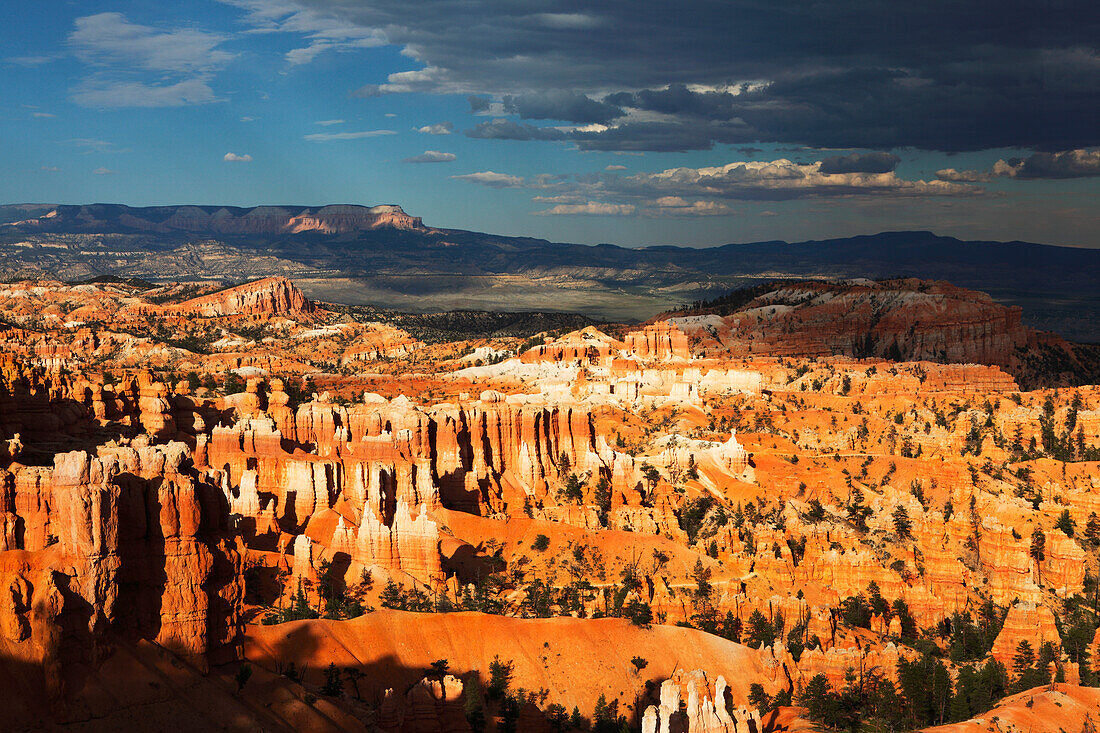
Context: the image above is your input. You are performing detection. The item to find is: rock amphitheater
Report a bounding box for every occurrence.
[1,275,1099,731]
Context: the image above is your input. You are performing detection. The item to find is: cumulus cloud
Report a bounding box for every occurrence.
[533,202,636,216]
[454,154,979,219]
[224,152,253,162]
[67,13,232,108]
[605,164,627,171]
[1009,149,1100,178]
[937,149,1100,182]
[403,150,456,163]
[646,197,732,217]
[451,171,525,188]
[417,121,453,135]
[607,159,978,202]
[934,167,997,183]
[92,167,115,175]
[303,129,396,141]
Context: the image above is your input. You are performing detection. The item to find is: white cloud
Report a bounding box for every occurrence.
[315,119,345,125]
[937,149,1100,181]
[93,167,115,175]
[33,112,56,118]
[531,13,602,29]
[451,171,525,188]
[302,129,396,141]
[417,121,453,135]
[67,13,232,108]
[69,13,233,73]
[224,152,253,162]
[403,150,456,163]
[605,164,627,171]
[455,154,977,221]
[240,116,259,122]
[40,166,61,172]
[534,202,636,216]
[6,55,58,67]
[647,197,732,216]
[71,78,219,108]
[64,138,124,153]
[623,158,979,200]
[934,167,994,183]
[219,0,385,65]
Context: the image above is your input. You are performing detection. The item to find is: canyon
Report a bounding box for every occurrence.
[1,274,1099,731]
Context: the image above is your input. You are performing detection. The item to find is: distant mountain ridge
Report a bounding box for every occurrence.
[1,203,1097,340]
[2,203,424,235]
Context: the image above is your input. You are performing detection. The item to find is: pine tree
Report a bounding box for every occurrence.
[748,683,771,712]
[487,655,513,700]
[235,663,252,694]
[1056,509,1076,537]
[344,667,365,700]
[321,662,344,696]
[1087,513,1100,546]
[893,505,912,538]
[1031,528,1046,584]
[1013,640,1035,677]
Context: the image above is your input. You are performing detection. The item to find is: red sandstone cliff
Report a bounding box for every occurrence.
[168,277,316,318]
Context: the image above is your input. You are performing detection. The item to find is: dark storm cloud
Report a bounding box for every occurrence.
[291,0,1100,152]
[1012,149,1100,179]
[467,95,490,112]
[818,152,901,175]
[502,91,623,124]
[465,118,567,141]
[937,149,1100,182]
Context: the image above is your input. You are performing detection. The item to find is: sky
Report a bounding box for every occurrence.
[3,0,1100,248]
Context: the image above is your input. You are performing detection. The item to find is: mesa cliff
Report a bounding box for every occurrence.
[8,203,426,235]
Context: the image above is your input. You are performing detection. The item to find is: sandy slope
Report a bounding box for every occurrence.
[243,610,778,719]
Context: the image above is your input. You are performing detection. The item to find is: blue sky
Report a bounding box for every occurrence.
[3,0,1099,247]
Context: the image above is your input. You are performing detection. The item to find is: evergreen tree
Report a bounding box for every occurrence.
[1086,513,1100,546]
[1056,509,1076,537]
[235,663,252,694]
[594,477,612,525]
[1030,528,1046,584]
[798,674,840,725]
[892,505,912,538]
[746,609,775,647]
[1013,640,1035,677]
[464,674,486,733]
[321,662,344,696]
[344,667,365,700]
[487,655,513,700]
[747,683,771,713]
